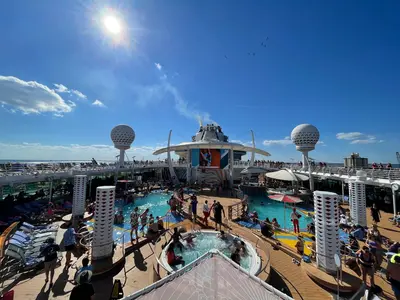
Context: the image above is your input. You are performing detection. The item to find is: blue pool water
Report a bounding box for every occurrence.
[87,192,184,242]
[173,232,251,271]
[245,196,312,231]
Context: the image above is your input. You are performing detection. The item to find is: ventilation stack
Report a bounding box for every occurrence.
[314,191,340,274]
[348,170,367,227]
[92,186,115,260]
[72,175,87,221]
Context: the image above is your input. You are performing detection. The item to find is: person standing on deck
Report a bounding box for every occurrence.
[214,201,225,231]
[63,222,77,268]
[40,237,60,287]
[190,194,198,222]
[370,203,381,224]
[203,200,210,226]
[291,208,300,234]
[130,207,140,243]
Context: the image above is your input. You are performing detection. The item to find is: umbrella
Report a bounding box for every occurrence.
[265,169,309,182]
[268,194,303,231]
[268,194,303,204]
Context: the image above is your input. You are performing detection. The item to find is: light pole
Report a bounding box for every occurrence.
[303,155,314,192]
[132,156,136,179]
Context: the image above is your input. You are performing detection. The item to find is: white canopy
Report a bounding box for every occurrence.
[153,141,271,157]
[265,169,309,182]
[125,252,292,300]
[240,167,271,175]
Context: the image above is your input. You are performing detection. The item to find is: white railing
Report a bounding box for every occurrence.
[1,160,398,183]
[291,165,400,180]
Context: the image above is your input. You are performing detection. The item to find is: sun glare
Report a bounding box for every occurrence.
[104,15,122,35]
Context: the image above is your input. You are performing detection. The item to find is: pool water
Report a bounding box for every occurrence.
[175,232,251,271]
[114,192,174,230]
[246,196,312,231]
[87,192,184,242]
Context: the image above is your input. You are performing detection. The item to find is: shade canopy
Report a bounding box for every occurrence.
[126,251,292,300]
[153,141,271,157]
[268,194,303,204]
[265,169,309,182]
[240,167,270,175]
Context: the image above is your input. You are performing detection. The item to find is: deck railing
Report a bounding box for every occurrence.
[292,165,400,180]
[227,193,248,221]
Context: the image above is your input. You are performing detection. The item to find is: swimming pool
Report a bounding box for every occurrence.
[86,192,184,243]
[160,230,261,275]
[244,196,312,231]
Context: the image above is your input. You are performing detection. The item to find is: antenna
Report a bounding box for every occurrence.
[396,152,400,164]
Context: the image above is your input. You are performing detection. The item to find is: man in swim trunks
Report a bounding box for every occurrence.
[140,208,150,237]
[213,202,225,231]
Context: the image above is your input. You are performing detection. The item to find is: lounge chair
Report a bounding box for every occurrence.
[11,231,56,246]
[22,221,59,231]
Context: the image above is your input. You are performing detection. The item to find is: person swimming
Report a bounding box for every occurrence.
[184,233,195,248]
[218,230,228,240]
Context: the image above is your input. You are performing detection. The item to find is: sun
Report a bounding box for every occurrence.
[103,15,122,35]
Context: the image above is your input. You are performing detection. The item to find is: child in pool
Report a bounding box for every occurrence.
[185,233,195,248]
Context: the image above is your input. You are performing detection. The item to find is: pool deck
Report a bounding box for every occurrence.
[5,193,399,300]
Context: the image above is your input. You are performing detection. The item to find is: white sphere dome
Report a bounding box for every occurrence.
[111,125,135,150]
[356,170,367,180]
[291,124,320,152]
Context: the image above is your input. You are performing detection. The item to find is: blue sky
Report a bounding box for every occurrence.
[0,0,399,163]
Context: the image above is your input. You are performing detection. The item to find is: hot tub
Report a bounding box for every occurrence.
[160,230,262,276]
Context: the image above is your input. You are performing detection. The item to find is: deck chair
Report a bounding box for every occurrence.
[21,222,59,232]
[8,241,42,258]
[4,247,43,270]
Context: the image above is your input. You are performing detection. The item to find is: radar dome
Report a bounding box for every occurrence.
[291,124,320,151]
[356,170,367,180]
[111,125,135,150]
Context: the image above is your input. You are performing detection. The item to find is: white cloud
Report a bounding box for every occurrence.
[154,63,162,70]
[0,76,74,116]
[53,83,87,100]
[336,132,383,144]
[336,132,363,140]
[0,142,170,161]
[263,136,325,147]
[54,83,69,93]
[230,140,253,146]
[71,89,87,99]
[263,136,293,146]
[92,99,106,108]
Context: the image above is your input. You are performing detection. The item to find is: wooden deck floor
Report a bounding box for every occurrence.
[229,222,332,300]
[5,196,398,300]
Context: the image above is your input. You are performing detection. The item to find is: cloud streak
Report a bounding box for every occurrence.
[53,83,87,99]
[336,132,383,144]
[133,62,215,124]
[263,136,325,146]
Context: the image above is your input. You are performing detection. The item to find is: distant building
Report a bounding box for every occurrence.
[344,153,368,168]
